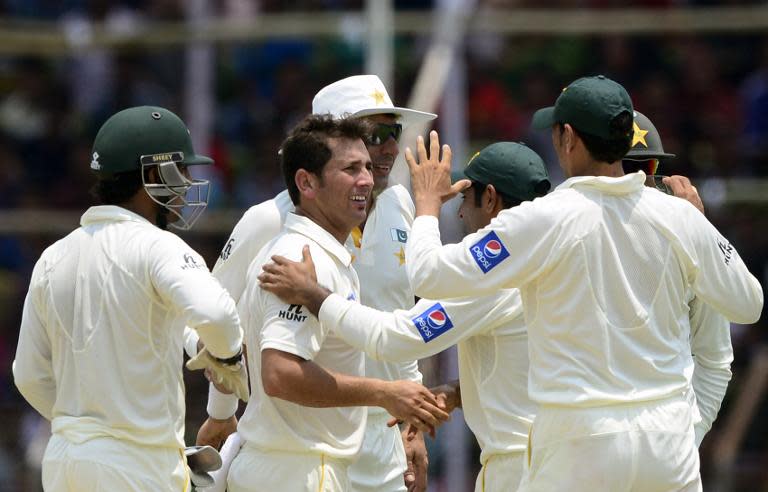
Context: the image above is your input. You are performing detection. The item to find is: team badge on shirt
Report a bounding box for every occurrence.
[470,231,509,273]
[412,303,454,342]
[390,228,408,243]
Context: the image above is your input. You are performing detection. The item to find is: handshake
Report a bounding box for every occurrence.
[186,347,249,402]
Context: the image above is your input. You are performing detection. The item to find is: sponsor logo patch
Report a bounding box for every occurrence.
[717,238,733,265]
[412,303,454,342]
[470,231,509,273]
[181,252,205,270]
[220,238,235,261]
[278,304,307,323]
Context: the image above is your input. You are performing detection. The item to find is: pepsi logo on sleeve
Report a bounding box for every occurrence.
[470,231,510,273]
[412,303,454,342]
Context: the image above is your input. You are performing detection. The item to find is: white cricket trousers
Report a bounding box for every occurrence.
[474,452,525,492]
[42,433,189,492]
[348,411,408,492]
[518,395,701,492]
[227,444,351,492]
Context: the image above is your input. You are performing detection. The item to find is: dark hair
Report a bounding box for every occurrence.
[89,169,143,205]
[560,111,633,164]
[470,181,521,210]
[280,114,372,205]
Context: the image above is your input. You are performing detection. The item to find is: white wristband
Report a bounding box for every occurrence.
[207,383,239,420]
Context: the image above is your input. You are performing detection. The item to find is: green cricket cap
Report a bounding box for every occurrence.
[531,75,633,139]
[90,106,213,176]
[453,142,551,202]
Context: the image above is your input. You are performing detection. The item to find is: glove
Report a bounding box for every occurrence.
[187,348,249,402]
[185,445,222,488]
[206,432,244,492]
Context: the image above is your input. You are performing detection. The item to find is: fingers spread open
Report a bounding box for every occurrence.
[429,131,440,164]
[417,135,428,164]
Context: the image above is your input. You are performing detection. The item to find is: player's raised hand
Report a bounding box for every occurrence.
[405,131,470,217]
[378,380,450,437]
[196,416,237,450]
[259,245,330,316]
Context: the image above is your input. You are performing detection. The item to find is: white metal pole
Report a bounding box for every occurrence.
[184,0,214,184]
[365,0,394,92]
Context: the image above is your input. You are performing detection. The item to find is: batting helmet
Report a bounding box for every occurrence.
[623,110,675,175]
[90,106,212,230]
[625,110,675,161]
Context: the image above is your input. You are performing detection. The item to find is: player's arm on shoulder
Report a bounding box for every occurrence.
[149,234,242,359]
[319,289,518,363]
[13,262,56,420]
[406,199,561,299]
[684,210,763,323]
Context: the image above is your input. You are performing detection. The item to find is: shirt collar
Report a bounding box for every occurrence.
[284,213,353,267]
[555,171,646,194]
[80,205,153,227]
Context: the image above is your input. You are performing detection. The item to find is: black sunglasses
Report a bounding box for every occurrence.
[368,123,402,146]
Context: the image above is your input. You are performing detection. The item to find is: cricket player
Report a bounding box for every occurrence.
[403,76,764,491]
[197,75,437,492]
[314,75,436,492]
[624,110,733,447]
[12,106,246,491]
[259,141,550,492]
[225,114,448,492]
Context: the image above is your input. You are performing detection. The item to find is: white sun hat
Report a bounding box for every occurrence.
[312,74,436,126]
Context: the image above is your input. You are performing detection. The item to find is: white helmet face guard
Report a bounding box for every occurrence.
[141,152,210,230]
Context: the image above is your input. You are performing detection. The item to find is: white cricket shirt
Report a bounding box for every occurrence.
[13,206,243,449]
[213,190,294,303]
[406,172,763,407]
[237,213,366,458]
[319,289,535,462]
[346,185,422,415]
[687,295,733,444]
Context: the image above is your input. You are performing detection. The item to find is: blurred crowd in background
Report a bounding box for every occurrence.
[0,0,766,490]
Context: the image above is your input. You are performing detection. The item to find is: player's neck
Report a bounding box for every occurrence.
[294,205,351,245]
[585,160,624,178]
[120,192,162,226]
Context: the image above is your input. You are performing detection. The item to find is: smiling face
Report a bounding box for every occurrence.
[364,114,400,193]
[312,137,374,240]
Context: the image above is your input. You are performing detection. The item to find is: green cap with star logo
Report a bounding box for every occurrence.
[531,75,633,139]
[624,110,675,160]
[90,106,213,176]
[453,142,551,202]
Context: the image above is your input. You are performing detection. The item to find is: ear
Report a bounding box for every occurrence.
[295,169,319,200]
[563,124,578,153]
[483,184,498,213]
